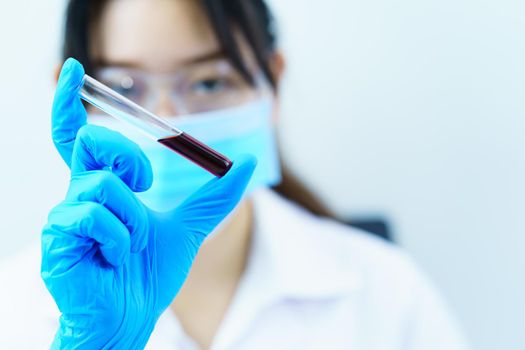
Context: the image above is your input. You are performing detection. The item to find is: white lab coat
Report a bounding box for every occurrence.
[0,189,469,349]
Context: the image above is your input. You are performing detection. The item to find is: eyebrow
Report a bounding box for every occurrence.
[93,50,228,69]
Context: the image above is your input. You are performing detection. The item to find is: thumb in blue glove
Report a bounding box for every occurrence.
[42,58,257,349]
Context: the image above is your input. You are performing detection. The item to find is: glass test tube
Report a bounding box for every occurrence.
[79,74,233,177]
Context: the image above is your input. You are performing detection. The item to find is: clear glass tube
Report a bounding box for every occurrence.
[80,74,232,177]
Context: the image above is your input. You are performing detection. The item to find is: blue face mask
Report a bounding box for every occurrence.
[88,98,281,211]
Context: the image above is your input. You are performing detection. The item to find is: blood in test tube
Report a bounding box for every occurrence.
[158,133,233,177]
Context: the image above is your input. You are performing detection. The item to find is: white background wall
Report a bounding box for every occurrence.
[0,1,523,349]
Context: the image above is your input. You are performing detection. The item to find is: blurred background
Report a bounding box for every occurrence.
[0,0,523,349]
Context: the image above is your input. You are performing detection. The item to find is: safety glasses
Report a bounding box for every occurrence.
[96,59,271,115]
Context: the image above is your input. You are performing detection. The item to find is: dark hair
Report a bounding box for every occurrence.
[62,0,334,218]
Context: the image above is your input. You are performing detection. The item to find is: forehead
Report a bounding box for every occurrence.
[93,0,221,72]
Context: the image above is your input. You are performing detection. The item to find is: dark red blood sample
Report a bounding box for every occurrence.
[158,133,233,177]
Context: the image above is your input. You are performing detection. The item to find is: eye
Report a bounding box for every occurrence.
[191,78,230,95]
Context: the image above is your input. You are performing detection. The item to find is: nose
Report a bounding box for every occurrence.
[153,88,181,117]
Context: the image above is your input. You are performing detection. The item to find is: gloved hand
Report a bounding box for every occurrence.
[42,58,256,349]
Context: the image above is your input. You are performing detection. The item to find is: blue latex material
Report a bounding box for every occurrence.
[42,58,256,349]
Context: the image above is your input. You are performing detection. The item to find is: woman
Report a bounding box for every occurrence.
[0,0,469,349]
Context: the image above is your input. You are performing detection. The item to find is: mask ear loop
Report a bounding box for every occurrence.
[251,69,274,101]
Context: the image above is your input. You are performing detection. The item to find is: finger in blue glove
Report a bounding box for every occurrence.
[44,67,257,348]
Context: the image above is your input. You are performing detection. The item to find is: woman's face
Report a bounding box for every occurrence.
[91,0,277,117]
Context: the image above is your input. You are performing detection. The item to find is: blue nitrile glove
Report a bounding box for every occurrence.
[41,58,257,349]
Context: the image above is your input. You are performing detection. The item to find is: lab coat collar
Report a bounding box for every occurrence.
[209,189,363,350]
[249,188,363,300]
